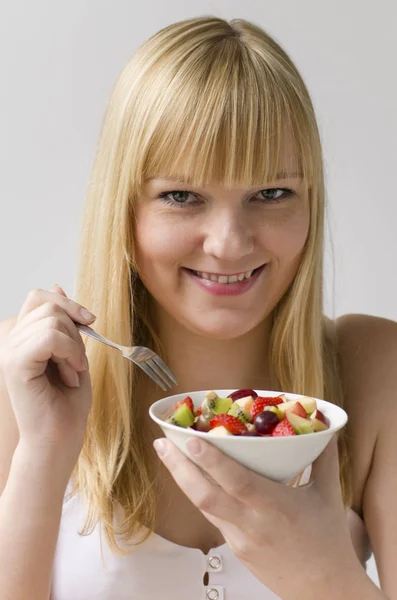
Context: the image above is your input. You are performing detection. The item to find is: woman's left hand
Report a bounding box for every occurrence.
[154,435,362,600]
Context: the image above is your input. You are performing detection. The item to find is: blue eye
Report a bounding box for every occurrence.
[158,190,196,206]
[256,188,295,203]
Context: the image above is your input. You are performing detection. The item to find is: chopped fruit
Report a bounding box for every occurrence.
[286,412,314,435]
[174,396,194,413]
[235,395,255,410]
[277,401,296,414]
[264,405,284,420]
[289,401,307,419]
[163,390,330,437]
[296,396,317,415]
[195,413,214,432]
[166,403,195,428]
[310,409,331,432]
[254,411,280,435]
[227,388,258,402]
[201,393,233,415]
[228,396,254,423]
[272,419,296,437]
[208,425,233,436]
[278,397,317,416]
[210,414,248,435]
[272,394,286,405]
[251,397,278,420]
[201,394,233,415]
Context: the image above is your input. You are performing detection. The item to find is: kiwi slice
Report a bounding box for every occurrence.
[228,402,251,424]
[166,403,194,428]
[204,396,233,415]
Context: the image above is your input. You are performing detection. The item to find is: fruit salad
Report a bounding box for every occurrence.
[165,389,331,437]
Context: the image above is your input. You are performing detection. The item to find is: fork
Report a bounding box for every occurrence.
[76,324,177,391]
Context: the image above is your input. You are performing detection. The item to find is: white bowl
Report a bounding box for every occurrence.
[149,390,348,483]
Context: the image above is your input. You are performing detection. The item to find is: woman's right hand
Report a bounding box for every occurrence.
[0,285,96,465]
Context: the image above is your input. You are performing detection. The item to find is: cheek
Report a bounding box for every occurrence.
[134,209,197,269]
[261,206,310,263]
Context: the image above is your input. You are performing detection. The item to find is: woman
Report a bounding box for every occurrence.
[0,16,395,600]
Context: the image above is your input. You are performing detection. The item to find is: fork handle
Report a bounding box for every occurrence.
[76,323,122,352]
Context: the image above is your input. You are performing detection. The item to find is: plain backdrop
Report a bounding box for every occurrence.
[1,0,396,587]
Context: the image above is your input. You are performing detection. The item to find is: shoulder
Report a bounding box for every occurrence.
[336,313,397,390]
[334,313,397,512]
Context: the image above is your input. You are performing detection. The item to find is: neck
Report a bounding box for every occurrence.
[152,312,275,396]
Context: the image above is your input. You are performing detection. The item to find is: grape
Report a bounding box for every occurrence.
[240,431,261,437]
[254,411,279,435]
[195,414,213,432]
[227,388,258,402]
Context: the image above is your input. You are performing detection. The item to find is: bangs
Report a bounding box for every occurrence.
[129,36,315,191]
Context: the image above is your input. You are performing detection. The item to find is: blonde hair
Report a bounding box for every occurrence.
[73,16,351,554]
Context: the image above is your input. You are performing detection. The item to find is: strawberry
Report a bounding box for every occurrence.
[272,395,285,405]
[174,396,194,414]
[196,407,203,416]
[210,414,248,435]
[250,397,278,420]
[272,419,296,437]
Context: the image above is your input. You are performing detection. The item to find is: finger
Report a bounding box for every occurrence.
[50,284,67,297]
[10,305,87,359]
[6,328,87,384]
[17,288,96,325]
[182,437,278,504]
[311,436,341,495]
[9,315,88,388]
[154,438,245,523]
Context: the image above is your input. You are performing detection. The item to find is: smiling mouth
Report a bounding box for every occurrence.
[186,265,265,284]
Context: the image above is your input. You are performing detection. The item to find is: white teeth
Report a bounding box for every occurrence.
[193,269,259,283]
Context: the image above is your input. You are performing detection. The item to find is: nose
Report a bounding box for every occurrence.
[202,208,254,261]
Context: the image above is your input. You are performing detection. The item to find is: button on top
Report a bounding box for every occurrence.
[207,589,219,600]
[208,555,222,570]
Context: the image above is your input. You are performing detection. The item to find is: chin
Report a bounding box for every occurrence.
[179,312,267,341]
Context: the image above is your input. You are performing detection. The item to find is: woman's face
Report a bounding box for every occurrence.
[135,159,310,340]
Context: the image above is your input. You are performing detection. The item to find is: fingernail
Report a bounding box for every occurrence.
[153,439,168,457]
[79,308,96,322]
[82,355,89,370]
[73,372,80,387]
[186,438,202,456]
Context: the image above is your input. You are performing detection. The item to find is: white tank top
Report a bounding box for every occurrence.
[51,482,370,600]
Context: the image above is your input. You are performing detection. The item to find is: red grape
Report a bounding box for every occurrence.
[254,411,280,435]
[195,414,213,432]
[228,389,258,402]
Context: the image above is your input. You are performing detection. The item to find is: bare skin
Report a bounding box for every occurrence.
[0,172,395,596]
[0,307,396,597]
[143,314,395,570]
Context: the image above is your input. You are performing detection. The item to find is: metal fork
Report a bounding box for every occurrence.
[76,324,177,391]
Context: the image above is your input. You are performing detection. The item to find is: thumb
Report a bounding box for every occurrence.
[311,435,342,495]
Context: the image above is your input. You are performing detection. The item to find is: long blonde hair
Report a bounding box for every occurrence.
[73,16,351,554]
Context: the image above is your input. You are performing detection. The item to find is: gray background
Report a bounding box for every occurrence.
[1,0,396,586]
